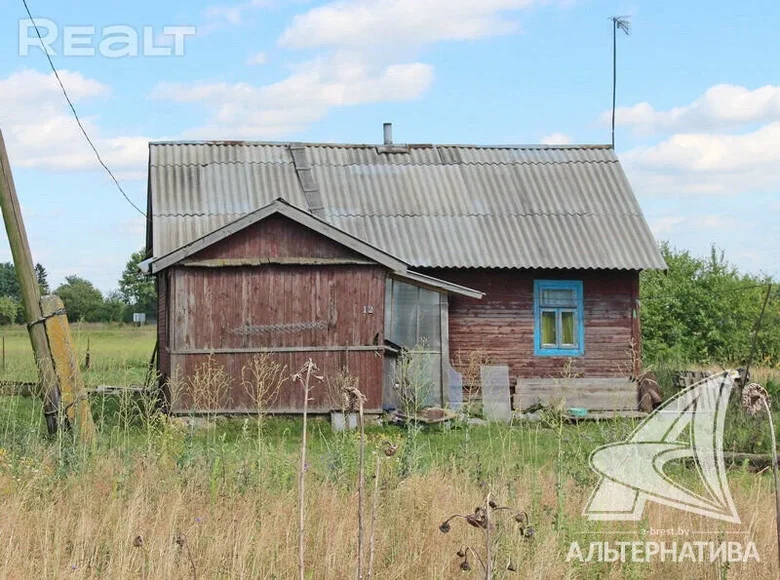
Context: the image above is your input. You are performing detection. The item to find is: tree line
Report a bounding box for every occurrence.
[0,250,154,325]
[641,243,779,366]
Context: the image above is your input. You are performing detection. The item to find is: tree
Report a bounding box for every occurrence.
[0,262,49,299]
[118,250,156,318]
[102,290,127,323]
[0,296,19,325]
[55,276,105,322]
[35,263,49,294]
[0,262,20,301]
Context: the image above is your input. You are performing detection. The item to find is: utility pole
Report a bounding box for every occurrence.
[0,130,94,442]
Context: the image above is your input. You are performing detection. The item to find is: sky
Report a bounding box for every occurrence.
[0,0,778,292]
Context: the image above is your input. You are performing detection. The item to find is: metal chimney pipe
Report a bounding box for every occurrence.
[383,123,393,145]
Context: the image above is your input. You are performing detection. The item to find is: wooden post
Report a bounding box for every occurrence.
[0,130,60,434]
[0,130,95,441]
[41,296,94,443]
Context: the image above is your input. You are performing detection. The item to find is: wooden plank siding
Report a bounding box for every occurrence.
[157,272,170,384]
[158,214,387,413]
[191,213,368,263]
[422,268,639,383]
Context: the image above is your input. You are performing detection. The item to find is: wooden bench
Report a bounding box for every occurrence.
[514,377,638,412]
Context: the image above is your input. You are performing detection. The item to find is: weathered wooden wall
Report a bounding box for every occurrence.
[193,214,369,263]
[158,215,386,413]
[423,268,639,383]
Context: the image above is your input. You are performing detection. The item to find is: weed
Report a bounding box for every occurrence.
[439,494,534,578]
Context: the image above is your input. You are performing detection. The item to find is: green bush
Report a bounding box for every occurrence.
[0,296,19,326]
[641,243,779,366]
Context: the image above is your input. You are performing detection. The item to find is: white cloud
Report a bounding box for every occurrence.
[698,214,733,229]
[615,85,780,197]
[205,0,275,26]
[649,214,738,239]
[540,132,572,145]
[118,216,147,237]
[622,122,780,195]
[611,84,780,135]
[152,53,434,138]
[650,216,684,236]
[0,69,149,174]
[279,0,545,49]
[247,51,268,65]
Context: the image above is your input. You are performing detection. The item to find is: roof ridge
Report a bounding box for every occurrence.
[152,210,643,218]
[150,159,619,168]
[326,212,642,218]
[313,160,620,167]
[149,140,614,151]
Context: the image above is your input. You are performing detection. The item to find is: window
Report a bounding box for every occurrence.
[384,279,443,405]
[533,280,584,356]
[385,279,442,350]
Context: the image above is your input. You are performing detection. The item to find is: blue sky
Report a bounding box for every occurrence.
[0,0,777,291]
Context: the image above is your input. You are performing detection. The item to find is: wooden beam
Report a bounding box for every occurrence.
[440,293,450,407]
[0,130,60,434]
[170,407,384,416]
[170,345,385,355]
[393,270,484,299]
[181,257,376,267]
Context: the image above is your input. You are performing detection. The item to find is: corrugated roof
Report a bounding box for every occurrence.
[148,141,666,270]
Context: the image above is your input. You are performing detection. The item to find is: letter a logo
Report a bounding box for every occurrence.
[584,371,740,523]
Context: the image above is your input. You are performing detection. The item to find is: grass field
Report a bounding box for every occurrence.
[0,322,156,386]
[0,325,777,579]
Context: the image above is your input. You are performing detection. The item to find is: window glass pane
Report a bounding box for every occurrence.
[540,288,576,308]
[425,353,441,406]
[417,288,441,349]
[561,311,576,346]
[541,310,557,346]
[391,282,418,347]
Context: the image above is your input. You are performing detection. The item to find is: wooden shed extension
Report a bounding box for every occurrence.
[150,199,482,413]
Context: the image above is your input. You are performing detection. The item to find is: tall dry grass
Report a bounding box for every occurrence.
[0,447,777,579]
[0,357,779,578]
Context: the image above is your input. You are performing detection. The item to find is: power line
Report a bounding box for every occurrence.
[20,0,147,218]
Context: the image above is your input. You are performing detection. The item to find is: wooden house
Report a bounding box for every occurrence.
[144,133,665,413]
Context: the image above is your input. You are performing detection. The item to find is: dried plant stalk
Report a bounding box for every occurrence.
[453,349,492,407]
[766,399,780,572]
[357,398,365,580]
[293,359,320,580]
[240,353,286,414]
[439,495,534,578]
[189,355,232,414]
[742,382,780,570]
[368,441,397,580]
[366,453,380,580]
[484,494,492,580]
[337,378,367,580]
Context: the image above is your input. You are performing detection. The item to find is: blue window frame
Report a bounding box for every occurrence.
[533,280,584,357]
